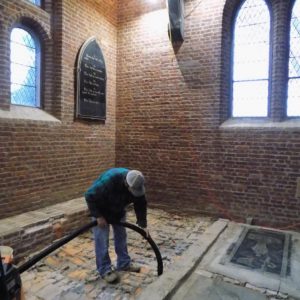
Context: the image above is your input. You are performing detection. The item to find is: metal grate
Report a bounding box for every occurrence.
[232,0,270,117]
[10,28,39,107]
[288,0,300,116]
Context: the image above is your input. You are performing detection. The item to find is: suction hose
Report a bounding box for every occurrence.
[17,220,163,276]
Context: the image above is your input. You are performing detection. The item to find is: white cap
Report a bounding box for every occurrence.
[126,170,145,197]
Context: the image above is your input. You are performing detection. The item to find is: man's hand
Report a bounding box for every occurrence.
[97,216,108,228]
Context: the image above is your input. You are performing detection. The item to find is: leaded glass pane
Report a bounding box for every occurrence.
[232,0,270,117]
[287,79,300,116]
[233,81,268,117]
[27,0,41,6]
[11,64,36,86]
[10,28,39,107]
[11,84,36,107]
[11,28,35,48]
[11,42,35,67]
[288,0,300,116]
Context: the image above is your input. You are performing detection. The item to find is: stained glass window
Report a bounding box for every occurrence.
[10,27,41,107]
[232,0,270,117]
[288,0,300,117]
[28,0,41,6]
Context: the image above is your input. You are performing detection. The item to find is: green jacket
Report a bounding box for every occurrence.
[85,168,147,228]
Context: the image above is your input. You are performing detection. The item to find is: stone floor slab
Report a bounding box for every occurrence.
[172,275,267,300]
[198,222,300,299]
[137,219,228,300]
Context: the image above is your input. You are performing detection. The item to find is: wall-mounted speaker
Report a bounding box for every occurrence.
[167,0,185,43]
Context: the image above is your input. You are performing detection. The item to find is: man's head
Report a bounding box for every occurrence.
[126,170,145,197]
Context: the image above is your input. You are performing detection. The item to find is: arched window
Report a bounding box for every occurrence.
[232,0,270,117]
[10,26,41,107]
[288,0,300,117]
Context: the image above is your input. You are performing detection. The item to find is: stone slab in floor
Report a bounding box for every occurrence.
[227,227,290,276]
[198,222,300,299]
[172,274,267,300]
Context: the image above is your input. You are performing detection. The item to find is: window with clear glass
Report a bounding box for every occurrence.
[288,0,300,117]
[10,27,41,107]
[232,0,270,117]
[28,0,41,6]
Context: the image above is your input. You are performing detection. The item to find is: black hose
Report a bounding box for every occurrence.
[18,220,97,274]
[17,220,163,276]
[118,221,163,276]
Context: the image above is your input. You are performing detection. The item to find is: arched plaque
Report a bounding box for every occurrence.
[76,37,107,120]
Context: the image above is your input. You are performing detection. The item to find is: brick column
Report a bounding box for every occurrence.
[270,0,293,121]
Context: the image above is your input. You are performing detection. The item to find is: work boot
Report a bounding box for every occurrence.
[121,263,141,273]
[102,270,119,283]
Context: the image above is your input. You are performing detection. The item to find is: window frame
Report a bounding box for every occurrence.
[287,0,300,117]
[230,0,273,119]
[10,24,42,108]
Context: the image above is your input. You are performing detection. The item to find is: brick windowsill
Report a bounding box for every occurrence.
[0,105,61,123]
[220,118,300,130]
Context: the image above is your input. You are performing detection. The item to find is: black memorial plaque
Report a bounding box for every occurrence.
[76,37,106,120]
[230,229,288,275]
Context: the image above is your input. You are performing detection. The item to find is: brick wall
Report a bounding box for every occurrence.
[116,0,300,229]
[1,0,299,229]
[0,0,117,218]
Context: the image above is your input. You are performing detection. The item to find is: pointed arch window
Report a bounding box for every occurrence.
[10,26,41,107]
[232,0,271,117]
[288,0,300,117]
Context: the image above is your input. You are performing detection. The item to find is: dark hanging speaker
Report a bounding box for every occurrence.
[167,0,185,43]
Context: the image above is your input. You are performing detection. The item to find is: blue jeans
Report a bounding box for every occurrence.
[92,218,131,276]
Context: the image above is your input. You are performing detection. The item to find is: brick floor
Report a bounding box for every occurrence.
[20,208,213,300]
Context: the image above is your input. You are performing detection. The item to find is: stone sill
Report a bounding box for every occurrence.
[0,105,61,123]
[0,198,88,237]
[220,118,300,130]
[0,198,89,262]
